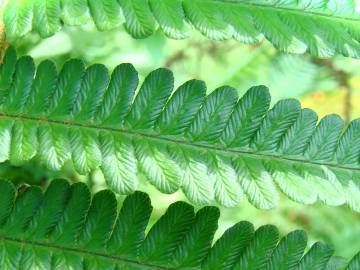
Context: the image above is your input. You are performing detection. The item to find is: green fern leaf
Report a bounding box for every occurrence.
[4,0,360,58]
[0,179,359,269]
[3,48,360,210]
[202,221,254,269]
[297,242,334,270]
[347,253,360,270]
[60,0,90,26]
[326,256,349,270]
[266,230,307,270]
[32,0,61,37]
[234,224,279,269]
[120,0,156,38]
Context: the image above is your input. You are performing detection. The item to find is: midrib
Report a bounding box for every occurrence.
[209,0,360,22]
[0,236,170,269]
[1,112,359,173]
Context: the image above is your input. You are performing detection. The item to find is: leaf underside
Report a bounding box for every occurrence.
[4,0,360,58]
[0,179,359,270]
[1,47,360,211]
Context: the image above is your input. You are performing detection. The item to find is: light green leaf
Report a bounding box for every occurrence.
[33,0,61,37]
[6,1,360,58]
[119,0,156,38]
[60,0,90,25]
[88,0,122,31]
[149,0,190,39]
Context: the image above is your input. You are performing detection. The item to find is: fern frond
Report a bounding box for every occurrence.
[4,0,360,58]
[1,47,360,210]
[0,179,359,269]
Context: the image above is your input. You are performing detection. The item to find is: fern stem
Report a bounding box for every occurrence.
[1,236,170,270]
[1,112,360,173]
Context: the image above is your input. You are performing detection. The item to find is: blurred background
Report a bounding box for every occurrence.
[7,23,360,259]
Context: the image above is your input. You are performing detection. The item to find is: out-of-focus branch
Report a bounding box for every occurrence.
[164,41,246,69]
[0,0,9,61]
[312,58,352,125]
[344,79,352,126]
[165,50,186,68]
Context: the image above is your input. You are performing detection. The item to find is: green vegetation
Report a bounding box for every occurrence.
[1,0,360,268]
[5,0,360,58]
[1,179,359,269]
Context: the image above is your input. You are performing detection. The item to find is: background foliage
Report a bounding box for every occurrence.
[7,23,360,259]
